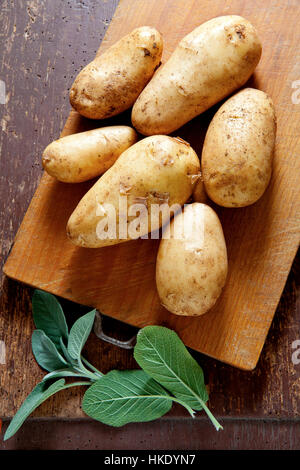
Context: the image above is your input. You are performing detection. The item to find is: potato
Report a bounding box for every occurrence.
[202,88,276,207]
[42,126,137,183]
[132,15,262,135]
[69,26,163,119]
[156,203,228,316]
[67,135,200,247]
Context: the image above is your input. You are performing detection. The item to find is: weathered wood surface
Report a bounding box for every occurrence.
[0,0,299,450]
[2,417,300,451]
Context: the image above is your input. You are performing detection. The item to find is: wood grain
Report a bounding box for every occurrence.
[0,0,299,449]
[3,0,300,371]
[2,417,300,450]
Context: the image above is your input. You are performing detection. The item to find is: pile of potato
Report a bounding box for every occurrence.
[42,17,276,317]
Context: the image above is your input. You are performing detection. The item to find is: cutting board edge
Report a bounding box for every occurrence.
[3,193,299,372]
[0,263,266,371]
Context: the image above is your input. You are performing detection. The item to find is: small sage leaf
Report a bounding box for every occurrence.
[4,379,66,441]
[59,337,77,365]
[82,369,172,427]
[32,330,68,372]
[67,309,96,360]
[4,379,89,441]
[32,290,68,350]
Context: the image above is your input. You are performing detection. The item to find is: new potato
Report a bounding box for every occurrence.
[69,26,163,119]
[67,135,200,248]
[132,15,262,135]
[156,203,228,316]
[202,88,276,207]
[42,126,137,183]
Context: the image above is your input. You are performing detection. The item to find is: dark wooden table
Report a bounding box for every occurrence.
[0,0,299,450]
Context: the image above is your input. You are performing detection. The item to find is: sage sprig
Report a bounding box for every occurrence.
[3,290,222,441]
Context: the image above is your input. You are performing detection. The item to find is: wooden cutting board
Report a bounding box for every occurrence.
[3,0,300,370]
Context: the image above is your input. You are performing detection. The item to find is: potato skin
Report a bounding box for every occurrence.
[202,88,276,207]
[132,15,262,135]
[156,203,228,316]
[69,26,163,119]
[67,135,200,248]
[42,126,137,183]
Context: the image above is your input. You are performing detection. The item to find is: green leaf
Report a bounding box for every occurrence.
[134,326,223,431]
[59,337,77,365]
[134,326,209,410]
[32,330,68,372]
[4,379,89,441]
[32,290,68,349]
[82,370,173,427]
[67,309,96,361]
[4,379,90,441]
[4,380,66,441]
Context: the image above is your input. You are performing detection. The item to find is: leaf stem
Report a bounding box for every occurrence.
[169,397,195,418]
[59,337,101,381]
[60,381,91,389]
[75,357,100,382]
[60,337,76,364]
[42,369,82,381]
[197,398,223,431]
[81,356,103,377]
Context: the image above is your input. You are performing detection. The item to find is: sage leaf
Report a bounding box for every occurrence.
[32,290,68,350]
[67,309,96,360]
[4,380,65,441]
[4,379,88,441]
[82,370,173,427]
[59,337,77,365]
[134,326,209,410]
[32,330,68,372]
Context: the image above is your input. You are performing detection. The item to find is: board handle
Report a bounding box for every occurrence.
[93,311,137,349]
